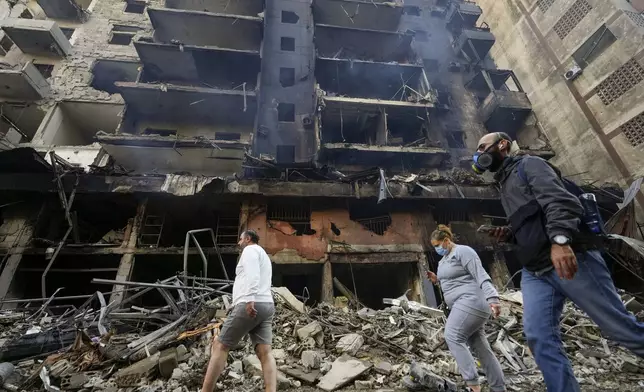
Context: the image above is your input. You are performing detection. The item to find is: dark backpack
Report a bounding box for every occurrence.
[516,158,605,235]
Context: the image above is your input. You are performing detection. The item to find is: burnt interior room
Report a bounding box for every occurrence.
[316,59,426,100]
[347,199,392,235]
[128,254,237,307]
[319,103,383,144]
[0,103,46,143]
[320,102,430,146]
[116,83,257,134]
[13,254,121,305]
[332,262,418,309]
[31,195,138,246]
[266,198,315,236]
[141,197,241,248]
[273,264,322,305]
[135,39,261,89]
[386,107,429,146]
[314,24,416,63]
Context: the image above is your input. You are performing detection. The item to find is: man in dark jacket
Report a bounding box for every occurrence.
[474,132,644,392]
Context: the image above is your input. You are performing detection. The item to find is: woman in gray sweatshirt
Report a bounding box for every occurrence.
[427,225,506,392]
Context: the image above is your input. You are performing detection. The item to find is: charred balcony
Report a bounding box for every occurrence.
[315,25,417,63]
[0,19,71,57]
[313,0,403,31]
[452,27,495,63]
[147,8,263,51]
[99,82,256,176]
[446,1,482,33]
[36,0,91,20]
[318,97,448,172]
[134,38,260,89]
[466,69,532,136]
[316,58,429,102]
[164,0,264,17]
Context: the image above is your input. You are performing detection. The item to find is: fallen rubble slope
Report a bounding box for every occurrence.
[0,278,642,392]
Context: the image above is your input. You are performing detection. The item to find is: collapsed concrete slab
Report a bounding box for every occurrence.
[317,354,372,391]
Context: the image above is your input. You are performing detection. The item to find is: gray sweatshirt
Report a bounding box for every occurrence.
[437,244,500,316]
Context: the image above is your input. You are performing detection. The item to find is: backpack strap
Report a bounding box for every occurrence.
[517,159,528,185]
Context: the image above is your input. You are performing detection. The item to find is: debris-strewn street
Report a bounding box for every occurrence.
[0,278,643,392]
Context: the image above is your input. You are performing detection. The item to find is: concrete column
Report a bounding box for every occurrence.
[239,200,251,235]
[0,216,34,303]
[321,260,333,303]
[488,250,513,291]
[110,198,147,306]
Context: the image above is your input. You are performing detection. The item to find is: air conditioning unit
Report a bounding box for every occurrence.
[564,63,582,81]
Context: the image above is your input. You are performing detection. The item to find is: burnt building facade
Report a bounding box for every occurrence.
[0,0,564,309]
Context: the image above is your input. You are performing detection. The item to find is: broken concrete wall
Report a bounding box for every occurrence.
[0,203,37,301]
[246,200,431,262]
[477,0,644,212]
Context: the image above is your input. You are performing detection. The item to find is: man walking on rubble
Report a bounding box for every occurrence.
[472,132,644,392]
[201,229,276,392]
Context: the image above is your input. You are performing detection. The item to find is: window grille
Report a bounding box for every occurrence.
[553,0,592,39]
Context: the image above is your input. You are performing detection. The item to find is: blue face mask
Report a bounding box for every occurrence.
[435,245,448,256]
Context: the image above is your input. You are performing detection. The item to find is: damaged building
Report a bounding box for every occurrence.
[0,0,638,316]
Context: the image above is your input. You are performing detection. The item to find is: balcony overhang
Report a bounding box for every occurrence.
[147,8,262,51]
[319,143,449,171]
[96,135,248,176]
[480,91,532,135]
[446,2,482,32]
[0,62,50,100]
[0,19,71,57]
[321,96,433,123]
[313,0,403,31]
[134,39,260,88]
[316,57,426,100]
[36,0,87,21]
[454,29,495,62]
[115,82,257,126]
[165,0,264,17]
[315,24,415,63]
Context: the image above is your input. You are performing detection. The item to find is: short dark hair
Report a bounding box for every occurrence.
[243,229,259,243]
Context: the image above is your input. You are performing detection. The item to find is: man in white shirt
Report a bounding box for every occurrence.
[201,230,276,392]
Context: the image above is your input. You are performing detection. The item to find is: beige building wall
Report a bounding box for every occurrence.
[477,0,644,213]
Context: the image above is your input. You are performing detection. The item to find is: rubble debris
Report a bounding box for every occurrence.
[302,350,322,369]
[336,334,364,355]
[297,321,324,347]
[375,360,393,375]
[0,281,642,392]
[317,355,372,391]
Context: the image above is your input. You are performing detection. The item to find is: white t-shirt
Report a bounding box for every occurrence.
[232,244,273,306]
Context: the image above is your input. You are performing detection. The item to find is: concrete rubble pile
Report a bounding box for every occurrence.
[0,281,642,392]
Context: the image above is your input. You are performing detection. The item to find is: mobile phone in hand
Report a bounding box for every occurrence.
[477,224,502,234]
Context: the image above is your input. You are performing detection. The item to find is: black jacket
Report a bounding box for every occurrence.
[494,155,586,271]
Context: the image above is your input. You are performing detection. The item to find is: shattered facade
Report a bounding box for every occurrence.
[477,0,644,214]
[0,0,644,391]
[0,0,631,314]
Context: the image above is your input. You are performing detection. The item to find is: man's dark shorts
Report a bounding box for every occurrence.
[218,302,275,348]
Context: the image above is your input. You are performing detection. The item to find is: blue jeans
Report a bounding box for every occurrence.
[522,250,644,392]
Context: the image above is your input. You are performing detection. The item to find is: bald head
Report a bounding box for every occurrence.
[476,132,512,155]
